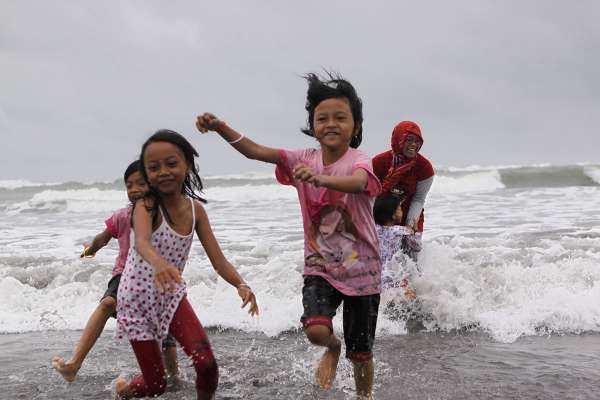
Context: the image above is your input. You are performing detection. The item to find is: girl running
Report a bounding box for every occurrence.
[196,73,382,399]
[114,130,258,399]
[51,161,179,382]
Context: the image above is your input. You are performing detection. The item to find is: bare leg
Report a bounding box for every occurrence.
[162,346,179,379]
[304,325,341,390]
[51,297,116,382]
[353,359,374,399]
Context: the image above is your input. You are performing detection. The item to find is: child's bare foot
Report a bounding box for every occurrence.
[315,338,341,389]
[114,377,130,400]
[51,357,80,382]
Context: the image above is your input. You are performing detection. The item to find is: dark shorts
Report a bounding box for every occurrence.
[101,274,122,307]
[301,275,380,362]
[101,274,176,349]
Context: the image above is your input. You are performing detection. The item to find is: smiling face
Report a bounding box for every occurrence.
[402,134,422,158]
[143,141,189,195]
[125,171,148,202]
[313,97,356,152]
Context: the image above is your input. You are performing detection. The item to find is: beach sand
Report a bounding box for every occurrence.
[2,329,599,399]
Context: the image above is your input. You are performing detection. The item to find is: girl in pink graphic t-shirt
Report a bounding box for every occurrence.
[196,72,382,399]
[51,161,178,383]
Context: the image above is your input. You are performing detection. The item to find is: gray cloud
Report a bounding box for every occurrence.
[1,0,599,181]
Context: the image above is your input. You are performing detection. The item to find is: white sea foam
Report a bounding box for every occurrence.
[583,166,600,184]
[0,179,59,190]
[6,188,128,214]
[1,172,600,343]
[431,170,505,193]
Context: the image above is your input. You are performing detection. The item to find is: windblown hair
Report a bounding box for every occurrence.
[138,129,206,225]
[301,71,364,148]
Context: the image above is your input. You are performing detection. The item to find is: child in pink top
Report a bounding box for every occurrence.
[197,72,382,399]
[51,161,179,382]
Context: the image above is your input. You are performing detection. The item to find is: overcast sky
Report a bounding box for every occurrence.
[1,1,599,181]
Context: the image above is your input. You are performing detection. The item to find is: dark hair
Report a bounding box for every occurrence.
[139,129,207,224]
[301,72,363,148]
[373,192,406,226]
[123,160,141,182]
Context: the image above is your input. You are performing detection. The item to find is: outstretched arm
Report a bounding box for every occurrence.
[80,229,112,257]
[196,113,281,164]
[132,200,183,292]
[194,202,259,316]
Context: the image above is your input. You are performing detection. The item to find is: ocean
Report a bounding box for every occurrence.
[1,163,600,399]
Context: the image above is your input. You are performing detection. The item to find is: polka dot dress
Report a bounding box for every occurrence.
[116,198,196,343]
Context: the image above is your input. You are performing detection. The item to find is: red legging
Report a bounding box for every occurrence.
[128,297,218,399]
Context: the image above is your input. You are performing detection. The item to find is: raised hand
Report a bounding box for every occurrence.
[196,113,224,133]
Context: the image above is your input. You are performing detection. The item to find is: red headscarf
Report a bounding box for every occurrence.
[381,121,423,193]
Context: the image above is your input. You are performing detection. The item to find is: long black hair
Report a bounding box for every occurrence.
[138,129,206,225]
[301,71,364,148]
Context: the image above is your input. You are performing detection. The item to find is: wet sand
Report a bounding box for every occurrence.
[2,329,600,399]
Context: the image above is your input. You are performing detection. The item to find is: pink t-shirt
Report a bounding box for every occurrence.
[104,207,132,276]
[275,147,382,296]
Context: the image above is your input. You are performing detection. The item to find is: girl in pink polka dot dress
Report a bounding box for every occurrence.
[114,130,258,400]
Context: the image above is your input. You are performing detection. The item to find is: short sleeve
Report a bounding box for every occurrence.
[275,148,311,186]
[106,207,130,239]
[416,155,435,181]
[105,214,118,238]
[351,151,382,197]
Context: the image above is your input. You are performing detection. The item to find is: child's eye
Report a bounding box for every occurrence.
[167,162,178,168]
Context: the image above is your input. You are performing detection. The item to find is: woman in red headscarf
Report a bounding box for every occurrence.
[373,121,434,259]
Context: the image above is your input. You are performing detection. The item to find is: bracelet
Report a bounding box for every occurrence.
[237,283,251,290]
[228,134,244,145]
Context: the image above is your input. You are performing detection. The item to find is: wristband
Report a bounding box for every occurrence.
[237,283,251,290]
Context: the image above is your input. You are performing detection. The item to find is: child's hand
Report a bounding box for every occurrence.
[80,243,94,258]
[196,113,225,133]
[237,284,259,316]
[154,264,183,293]
[293,164,324,187]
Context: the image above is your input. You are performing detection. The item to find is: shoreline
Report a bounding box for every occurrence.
[2,329,599,399]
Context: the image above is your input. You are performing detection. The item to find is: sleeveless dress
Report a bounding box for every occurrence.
[116,198,195,343]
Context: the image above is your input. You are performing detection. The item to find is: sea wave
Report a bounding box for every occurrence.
[2,163,599,213]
